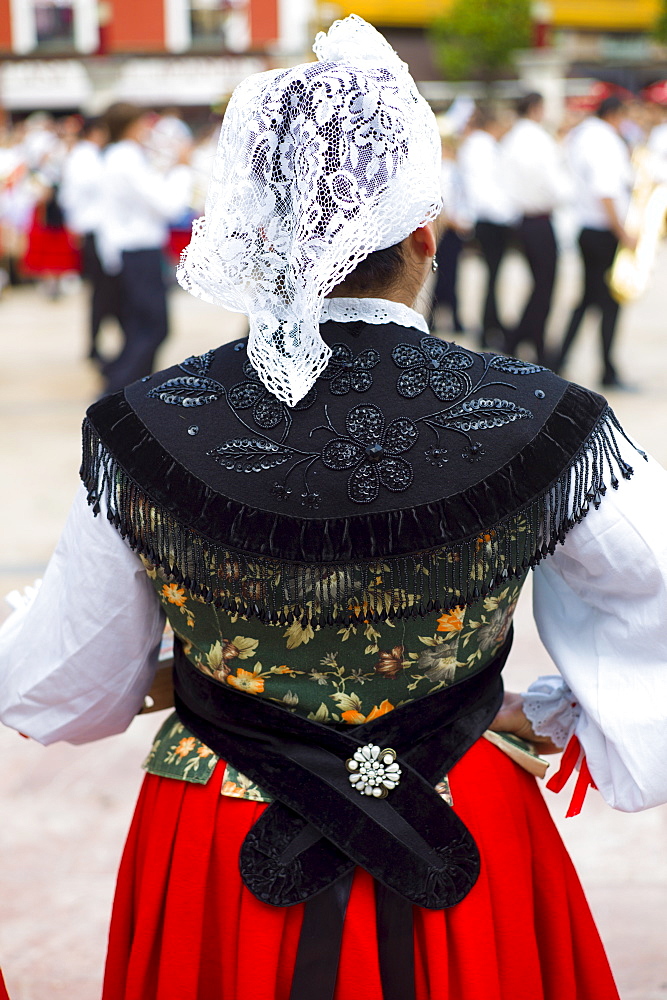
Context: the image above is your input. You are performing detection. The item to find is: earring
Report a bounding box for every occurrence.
[431,257,439,273]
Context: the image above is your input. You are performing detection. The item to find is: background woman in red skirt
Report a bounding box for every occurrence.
[22,179,80,297]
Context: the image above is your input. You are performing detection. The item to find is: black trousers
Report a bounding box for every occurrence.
[556,228,620,384]
[507,214,557,364]
[474,221,511,343]
[103,248,169,395]
[81,233,123,356]
[429,228,464,333]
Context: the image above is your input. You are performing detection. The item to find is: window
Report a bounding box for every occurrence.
[190,0,231,48]
[34,1,75,51]
[188,0,248,50]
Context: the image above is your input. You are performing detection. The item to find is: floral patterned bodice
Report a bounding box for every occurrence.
[143,559,523,801]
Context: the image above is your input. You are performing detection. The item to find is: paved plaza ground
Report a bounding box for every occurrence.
[1,244,666,999]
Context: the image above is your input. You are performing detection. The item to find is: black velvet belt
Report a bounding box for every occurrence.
[173,635,510,999]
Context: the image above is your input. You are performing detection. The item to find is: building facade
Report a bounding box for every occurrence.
[0,0,319,56]
[0,0,316,113]
[1,0,666,114]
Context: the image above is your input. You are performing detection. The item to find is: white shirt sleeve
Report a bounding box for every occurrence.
[96,141,194,273]
[586,133,630,202]
[120,157,193,223]
[501,120,572,215]
[532,443,667,812]
[58,142,104,235]
[0,486,165,745]
[457,131,516,226]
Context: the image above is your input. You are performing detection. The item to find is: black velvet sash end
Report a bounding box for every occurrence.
[172,635,510,911]
[288,872,354,1000]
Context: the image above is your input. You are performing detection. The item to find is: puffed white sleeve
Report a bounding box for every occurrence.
[0,485,165,745]
[531,444,667,812]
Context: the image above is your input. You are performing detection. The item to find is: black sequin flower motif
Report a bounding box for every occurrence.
[271,482,292,500]
[321,343,380,395]
[148,375,225,407]
[180,351,215,376]
[228,359,317,429]
[424,446,448,468]
[321,404,418,503]
[392,337,474,401]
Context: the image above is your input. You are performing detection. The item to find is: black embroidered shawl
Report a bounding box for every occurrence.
[81,321,640,626]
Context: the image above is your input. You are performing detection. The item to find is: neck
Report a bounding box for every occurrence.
[326,289,419,308]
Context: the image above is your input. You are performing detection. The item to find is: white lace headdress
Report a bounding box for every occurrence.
[177,14,443,405]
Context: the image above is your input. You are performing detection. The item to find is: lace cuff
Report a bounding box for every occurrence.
[522,675,581,750]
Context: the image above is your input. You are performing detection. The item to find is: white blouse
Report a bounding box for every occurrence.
[96,140,193,274]
[530,441,667,812]
[1,301,666,813]
[0,489,165,745]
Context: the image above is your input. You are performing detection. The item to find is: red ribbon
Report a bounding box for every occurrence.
[546,735,597,817]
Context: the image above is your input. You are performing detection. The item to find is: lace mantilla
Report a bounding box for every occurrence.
[320,297,429,333]
[176,15,442,407]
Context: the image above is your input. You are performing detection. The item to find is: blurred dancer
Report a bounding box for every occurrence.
[554,97,635,388]
[21,114,80,297]
[189,118,221,215]
[458,106,515,348]
[96,102,193,395]
[59,117,121,363]
[0,135,25,293]
[501,93,570,364]
[148,108,193,172]
[647,103,667,182]
[0,123,34,287]
[429,133,472,335]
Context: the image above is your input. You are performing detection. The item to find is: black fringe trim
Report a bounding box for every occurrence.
[80,388,644,627]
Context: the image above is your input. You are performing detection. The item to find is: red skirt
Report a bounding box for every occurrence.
[22,210,80,276]
[166,229,192,264]
[102,738,620,1000]
[0,970,10,1000]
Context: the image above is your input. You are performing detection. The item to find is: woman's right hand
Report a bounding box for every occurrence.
[488,691,562,754]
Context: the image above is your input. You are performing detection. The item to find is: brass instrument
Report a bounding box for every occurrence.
[608,147,667,305]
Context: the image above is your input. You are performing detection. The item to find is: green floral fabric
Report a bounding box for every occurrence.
[142,556,524,802]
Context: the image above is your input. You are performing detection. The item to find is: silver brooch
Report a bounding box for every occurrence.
[345,743,402,798]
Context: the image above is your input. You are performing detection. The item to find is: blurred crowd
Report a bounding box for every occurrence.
[432,88,667,389]
[0,105,219,394]
[2,88,667,395]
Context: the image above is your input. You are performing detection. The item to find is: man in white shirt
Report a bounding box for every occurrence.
[59,117,121,364]
[457,106,516,348]
[501,92,570,364]
[429,135,473,335]
[96,102,193,395]
[554,97,635,387]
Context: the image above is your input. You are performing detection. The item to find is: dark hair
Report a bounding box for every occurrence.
[471,103,498,131]
[515,92,543,117]
[332,242,406,297]
[596,96,625,120]
[103,102,144,144]
[80,116,105,139]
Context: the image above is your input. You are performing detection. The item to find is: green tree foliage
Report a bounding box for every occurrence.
[654,0,667,42]
[430,0,533,82]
